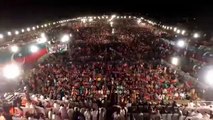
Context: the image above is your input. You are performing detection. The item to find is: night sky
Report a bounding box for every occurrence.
[0,1,212,34]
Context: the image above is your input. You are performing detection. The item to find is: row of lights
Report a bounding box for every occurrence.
[0,22,59,39]
[0,15,158,40]
[162,25,201,39]
[77,15,156,27]
[62,15,201,41]
[0,14,203,41]
[77,15,137,21]
[162,26,186,35]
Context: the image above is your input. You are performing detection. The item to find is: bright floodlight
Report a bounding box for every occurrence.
[21,29,25,33]
[2,63,21,79]
[112,28,115,34]
[8,32,12,36]
[205,70,213,85]
[182,30,186,35]
[30,45,39,53]
[177,29,180,34]
[15,31,19,35]
[109,15,116,21]
[44,24,47,27]
[0,34,3,39]
[41,33,45,38]
[171,57,179,66]
[61,34,70,43]
[110,22,113,27]
[193,33,200,38]
[111,14,116,18]
[10,45,19,53]
[89,18,93,22]
[174,27,177,32]
[36,25,39,28]
[137,19,141,24]
[32,27,35,30]
[81,18,86,23]
[27,28,30,31]
[177,40,186,48]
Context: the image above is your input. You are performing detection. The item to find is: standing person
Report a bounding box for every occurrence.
[84,109,92,120]
[91,108,98,120]
[67,105,74,120]
[59,104,68,119]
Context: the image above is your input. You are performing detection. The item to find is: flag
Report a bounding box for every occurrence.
[0,43,48,66]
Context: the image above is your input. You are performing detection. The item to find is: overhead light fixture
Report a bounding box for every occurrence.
[27,28,30,32]
[3,63,22,79]
[181,30,186,35]
[10,45,19,53]
[7,32,12,36]
[205,69,213,85]
[61,34,70,43]
[176,39,186,48]
[193,33,200,38]
[15,31,19,35]
[30,45,39,53]
[171,57,179,66]
[0,34,4,39]
[177,29,180,34]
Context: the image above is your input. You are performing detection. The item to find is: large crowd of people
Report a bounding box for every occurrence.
[0,18,211,120]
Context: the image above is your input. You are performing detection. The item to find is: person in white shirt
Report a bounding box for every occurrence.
[53,103,60,113]
[91,109,98,120]
[48,109,53,120]
[113,110,121,120]
[163,89,167,94]
[174,92,179,98]
[59,104,68,119]
[52,113,61,120]
[180,92,185,99]
[100,108,106,120]
[120,108,126,120]
[156,94,162,101]
[67,106,74,120]
[84,109,92,120]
